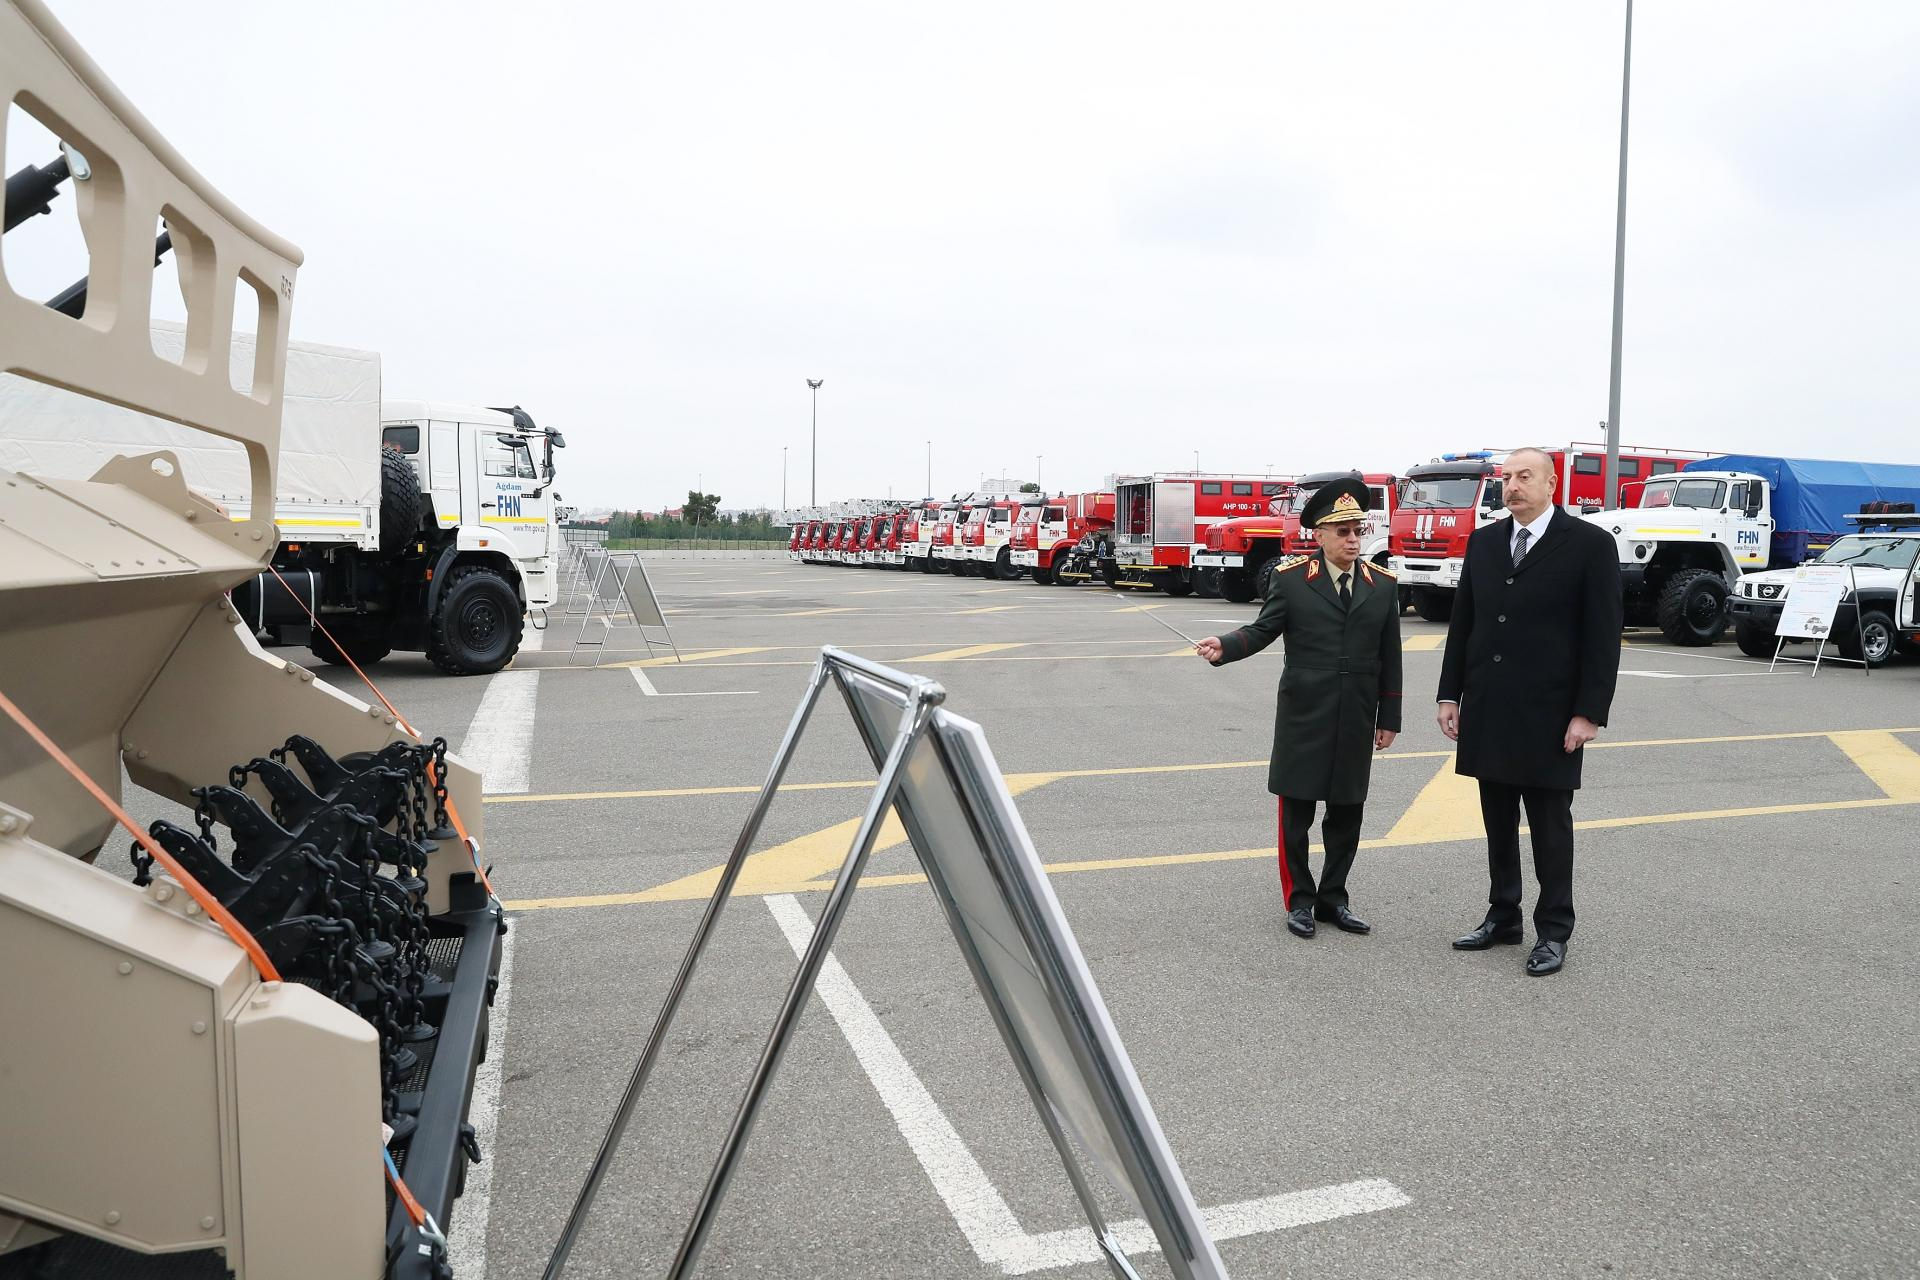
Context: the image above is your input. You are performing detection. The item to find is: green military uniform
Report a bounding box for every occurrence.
[1208,477,1403,923]
[1211,550,1404,802]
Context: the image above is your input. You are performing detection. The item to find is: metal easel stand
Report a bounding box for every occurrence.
[1767,566,1870,678]
[542,649,940,1280]
[566,554,621,667]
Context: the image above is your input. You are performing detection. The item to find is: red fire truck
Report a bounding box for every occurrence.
[788,522,806,559]
[1195,472,1400,603]
[898,499,945,571]
[1111,473,1292,594]
[1009,491,1117,585]
[956,495,1042,579]
[1389,443,1711,620]
[929,498,980,573]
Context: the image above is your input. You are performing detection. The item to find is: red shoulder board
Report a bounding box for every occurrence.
[1359,562,1374,585]
[1305,559,1321,581]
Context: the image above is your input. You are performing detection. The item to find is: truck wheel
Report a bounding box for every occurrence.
[309,621,392,668]
[1655,569,1729,646]
[378,446,423,557]
[1193,568,1221,598]
[1218,569,1254,603]
[1030,563,1055,586]
[1837,609,1896,668]
[1733,620,1777,659]
[427,565,524,675]
[993,548,1022,581]
[1412,586,1453,623]
[1162,574,1195,597]
[1398,586,1413,614]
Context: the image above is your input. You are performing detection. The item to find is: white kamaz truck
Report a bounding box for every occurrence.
[0,325,565,674]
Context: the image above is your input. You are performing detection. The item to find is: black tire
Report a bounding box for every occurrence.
[993,547,1022,581]
[1733,620,1777,659]
[1412,586,1453,623]
[1251,554,1287,601]
[1655,569,1729,646]
[1030,563,1055,586]
[1194,567,1221,598]
[1162,574,1195,597]
[309,620,392,668]
[1398,586,1414,614]
[378,446,423,557]
[1836,608,1896,669]
[427,564,524,675]
[1221,568,1255,604]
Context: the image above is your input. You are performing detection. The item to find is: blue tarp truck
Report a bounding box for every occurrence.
[1582,453,1920,646]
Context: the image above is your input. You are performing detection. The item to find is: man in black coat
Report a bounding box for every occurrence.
[1197,477,1404,939]
[1437,447,1622,975]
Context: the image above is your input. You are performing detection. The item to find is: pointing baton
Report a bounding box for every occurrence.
[1140,606,1200,647]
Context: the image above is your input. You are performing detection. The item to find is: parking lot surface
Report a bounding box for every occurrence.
[282,559,1920,1277]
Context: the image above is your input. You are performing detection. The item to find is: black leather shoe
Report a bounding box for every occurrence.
[1525,940,1566,976]
[1286,907,1315,939]
[1314,904,1371,934]
[1452,919,1525,950]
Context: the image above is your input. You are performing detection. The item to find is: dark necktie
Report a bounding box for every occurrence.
[1337,571,1351,610]
[1513,526,1532,564]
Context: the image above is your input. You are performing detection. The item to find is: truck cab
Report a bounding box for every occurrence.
[1197,472,1395,603]
[959,497,1037,579]
[900,500,944,570]
[930,502,974,572]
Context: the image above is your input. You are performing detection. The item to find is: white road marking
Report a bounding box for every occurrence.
[446,921,516,1280]
[630,668,757,698]
[461,670,539,795]
[765,893,1408,1275]
[521,625,544,652]
[1619,669,1771,679]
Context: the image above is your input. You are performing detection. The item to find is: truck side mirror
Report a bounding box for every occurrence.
[1746,485,1764,516]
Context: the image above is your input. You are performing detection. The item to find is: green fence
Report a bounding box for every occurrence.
[604,536,789,551]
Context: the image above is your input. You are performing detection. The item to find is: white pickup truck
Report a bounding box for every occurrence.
[1724,528,1920,665]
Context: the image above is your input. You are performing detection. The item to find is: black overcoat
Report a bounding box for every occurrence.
[1437,508,1623,790]
[1211,551,1403,804]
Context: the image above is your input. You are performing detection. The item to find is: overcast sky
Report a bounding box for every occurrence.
[14,2,1919,512]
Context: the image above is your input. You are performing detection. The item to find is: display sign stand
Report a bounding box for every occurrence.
[1770,564,1868,677]
[566,551,679,667]
[544,648,1227,1280]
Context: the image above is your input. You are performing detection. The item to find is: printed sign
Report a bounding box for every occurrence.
[1776,564,1852,641]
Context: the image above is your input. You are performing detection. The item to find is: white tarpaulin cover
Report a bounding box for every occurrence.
[0,322,381,511]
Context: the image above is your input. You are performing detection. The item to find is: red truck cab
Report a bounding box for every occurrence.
[1011,491,1117,584]
[1196,472,1400,602]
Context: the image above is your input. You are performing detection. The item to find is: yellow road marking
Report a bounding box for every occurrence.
[1402,634,1447,652]
[1383,757,1483,844]
[954,605,1021,615]
[505,794,1920,912]
[604,647,776,669]
[776,607,858,617]
[1829,730,1920,800]
[492,728,1920,806]
[900,642,1028,662]
[1111,602,1166,613]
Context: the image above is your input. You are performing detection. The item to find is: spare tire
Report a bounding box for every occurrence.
[379,446,423,556]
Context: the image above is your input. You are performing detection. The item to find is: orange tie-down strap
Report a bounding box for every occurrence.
[0,686,282,982]
[262,566,496,898]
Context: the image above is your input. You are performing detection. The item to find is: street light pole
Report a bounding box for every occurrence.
[807,378,823,506]
[1037,454,1043,493]
[925,440,931,497]
[1602,0,1633,510]
[781,446,787,514]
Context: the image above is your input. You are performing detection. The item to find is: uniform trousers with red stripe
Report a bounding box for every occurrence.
[1276,795,1365,913]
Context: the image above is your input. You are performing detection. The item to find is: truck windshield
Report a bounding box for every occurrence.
[1819,537,1920,571]
[1400,476,1481,509]
[1640,478,1725,510]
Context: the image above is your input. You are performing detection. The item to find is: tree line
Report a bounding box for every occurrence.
[581,491,787,541]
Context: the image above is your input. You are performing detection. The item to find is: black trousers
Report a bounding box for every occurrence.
[1277,795,1364,912]
[1478,780,1575,943]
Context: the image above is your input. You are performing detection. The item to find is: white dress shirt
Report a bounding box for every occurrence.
[1510,508,1553,563]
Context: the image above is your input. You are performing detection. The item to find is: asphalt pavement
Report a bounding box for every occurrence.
[247,556,1920,1278]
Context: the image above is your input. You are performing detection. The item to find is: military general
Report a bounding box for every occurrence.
[1195,476,1404,939]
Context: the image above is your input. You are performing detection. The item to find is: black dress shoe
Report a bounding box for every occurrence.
[1525,940,1566,976]
[1286,907,1316,938]
[1452,919,1525,950]
[1314,904,1371,934]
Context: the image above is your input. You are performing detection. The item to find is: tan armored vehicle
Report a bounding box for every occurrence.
[1,2,502,1275]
